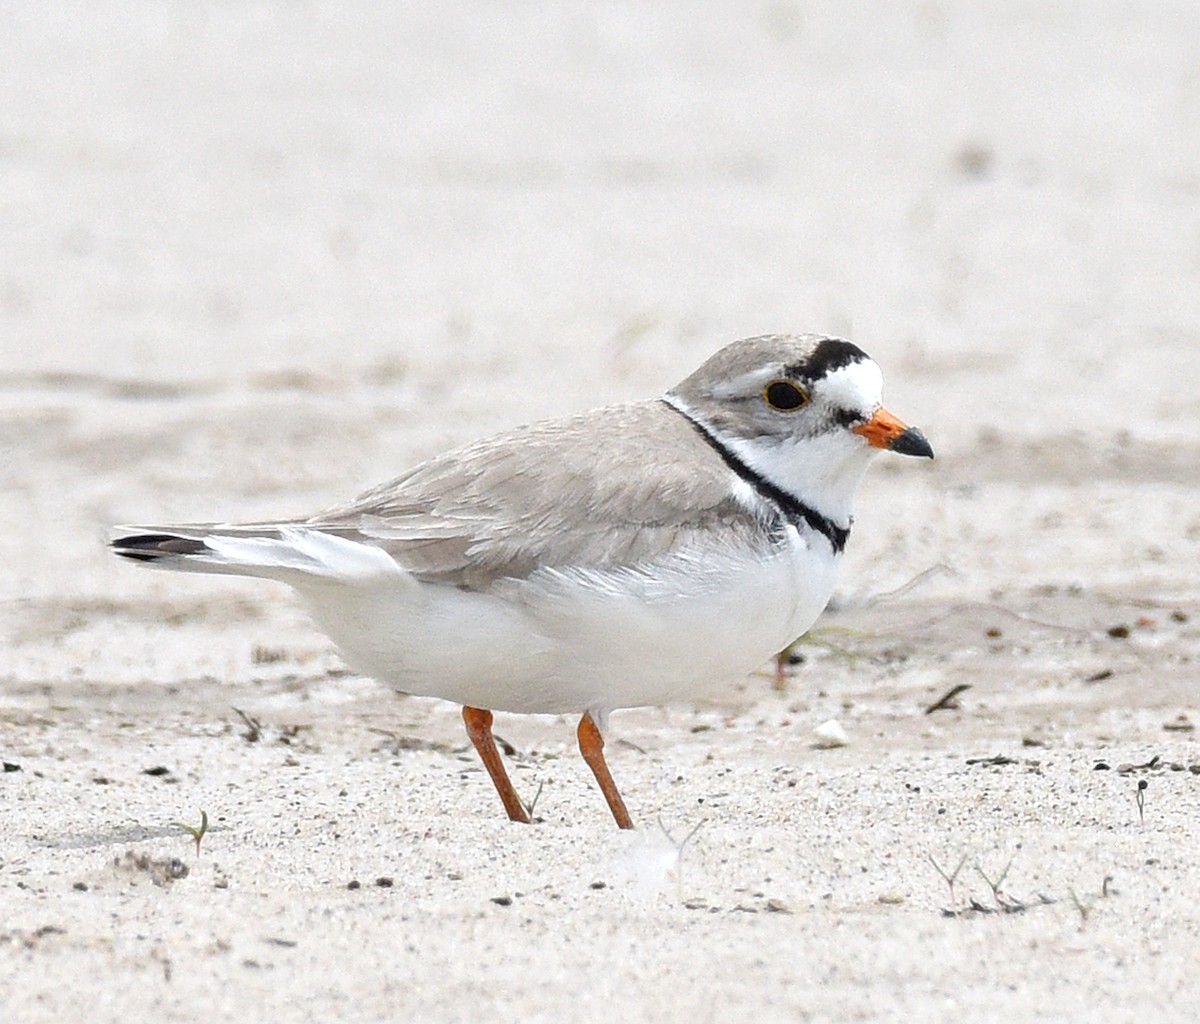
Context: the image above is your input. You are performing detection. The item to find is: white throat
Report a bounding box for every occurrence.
[721,430,876,528]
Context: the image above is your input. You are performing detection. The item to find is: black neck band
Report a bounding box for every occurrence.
[663,399,849,554]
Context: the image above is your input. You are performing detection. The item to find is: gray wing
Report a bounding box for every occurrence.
[306,400,761,589]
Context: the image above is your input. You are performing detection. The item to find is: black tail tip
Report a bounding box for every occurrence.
[112,533,209,561]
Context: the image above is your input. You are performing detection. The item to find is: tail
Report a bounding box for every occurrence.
[112,532,212,563]
[111,525,401,583]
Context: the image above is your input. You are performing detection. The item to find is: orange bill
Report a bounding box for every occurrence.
[853,408,934,458]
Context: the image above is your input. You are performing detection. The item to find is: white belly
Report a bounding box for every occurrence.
[297,527,839,715]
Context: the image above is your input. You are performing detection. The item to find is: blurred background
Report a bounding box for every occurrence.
[4,4,1197,395]
[2,2,1198,680]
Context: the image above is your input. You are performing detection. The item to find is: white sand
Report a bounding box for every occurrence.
[3,3,1200,1021]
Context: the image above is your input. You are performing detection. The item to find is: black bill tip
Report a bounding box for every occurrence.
[888,426,934,459]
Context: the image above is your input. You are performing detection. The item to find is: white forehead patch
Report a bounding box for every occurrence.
[819,358,883,413]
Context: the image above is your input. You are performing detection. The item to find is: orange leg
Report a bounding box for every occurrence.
[462,706,532,824]
[577,712,634,830]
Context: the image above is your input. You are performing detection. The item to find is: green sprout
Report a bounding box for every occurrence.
[174,809,209,856]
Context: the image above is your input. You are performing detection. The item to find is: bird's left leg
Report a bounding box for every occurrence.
[577,711,633,830]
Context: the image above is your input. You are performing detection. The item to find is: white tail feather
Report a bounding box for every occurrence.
[117,527,403,585]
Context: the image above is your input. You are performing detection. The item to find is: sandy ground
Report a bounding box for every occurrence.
[3,3,1200,1022]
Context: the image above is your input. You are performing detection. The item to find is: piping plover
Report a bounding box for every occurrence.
[113,334,932,829]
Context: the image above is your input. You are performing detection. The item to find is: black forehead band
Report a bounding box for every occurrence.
[783,338,867,382]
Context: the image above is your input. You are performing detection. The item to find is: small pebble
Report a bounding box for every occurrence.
[812,720,849,749]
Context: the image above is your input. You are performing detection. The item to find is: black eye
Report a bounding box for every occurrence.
[763,380,808,411]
